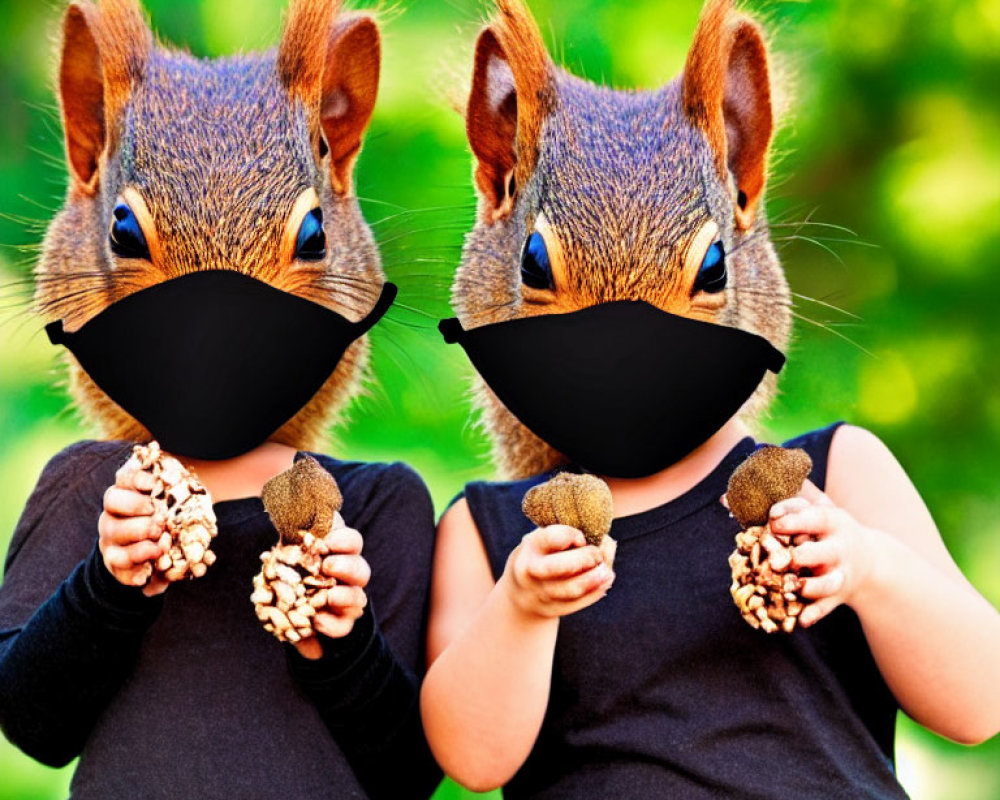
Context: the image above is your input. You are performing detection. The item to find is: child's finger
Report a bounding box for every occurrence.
[123,562,153,587]
[115,461,154,493]
[320,554,371,587]
[103,485,154,517]
[322,584,368,611]
[547,576,614,616]
[798,595,842,627]
[799,570,845,600]
[535,525,586,554]
[103,540,157,572]
[142,574,170,597]
[526,546,602,581]
[294,638,324,660]
[313,611,357,639]
[796,479,835,507]
[122,539,162,565]
[99,513,160,545]
[791,540,840,570]
[545,563,613,601]
[322,526,363,555]
[770,505,840,537]
[769,497,811,520]
[600,536,617,569]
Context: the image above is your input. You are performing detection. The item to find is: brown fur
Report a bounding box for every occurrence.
[36,0,385,455]
[466,0,554,219]
[454,0,790,479]
[683,0,773,229]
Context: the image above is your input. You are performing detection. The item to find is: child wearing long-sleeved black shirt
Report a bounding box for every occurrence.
[0,440,440,800]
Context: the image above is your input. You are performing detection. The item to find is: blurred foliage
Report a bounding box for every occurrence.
[1,0,999,798]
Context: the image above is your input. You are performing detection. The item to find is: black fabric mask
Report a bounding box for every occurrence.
[46,270,396,460]
[439,301,785,478]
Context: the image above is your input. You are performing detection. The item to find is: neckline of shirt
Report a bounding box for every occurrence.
[606,436,756,540]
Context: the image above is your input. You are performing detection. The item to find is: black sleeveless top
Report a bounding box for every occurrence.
[463,423,909,800]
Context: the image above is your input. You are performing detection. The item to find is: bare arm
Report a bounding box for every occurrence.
[771,424,1000,744]
[420,498,613,792]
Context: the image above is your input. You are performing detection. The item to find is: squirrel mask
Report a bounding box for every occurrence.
[36,0,387,457]
[445,0,790,479]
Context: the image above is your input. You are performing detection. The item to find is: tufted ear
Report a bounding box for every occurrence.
[683,0,773,230]
[320,13,380,196]
[279,0,380,196]
[58,0,151,194]
[466,0,554,223]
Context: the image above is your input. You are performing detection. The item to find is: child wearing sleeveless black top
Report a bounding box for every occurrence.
[456,425,905,798]
[424,418,1000,799]
[420,0,1000,795]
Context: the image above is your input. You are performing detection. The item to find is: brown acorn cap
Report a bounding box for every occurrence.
[522,472,613,546]
[262,454,342,544]
[726,446,812,528]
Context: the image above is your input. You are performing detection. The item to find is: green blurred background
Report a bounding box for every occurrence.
[1,0,998,797]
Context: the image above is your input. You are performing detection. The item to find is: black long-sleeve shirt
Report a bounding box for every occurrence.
[0,441,441,800]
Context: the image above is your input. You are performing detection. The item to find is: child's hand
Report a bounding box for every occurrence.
[98,459,168,597]
[501,525,616,620]
[768,482,875,627]
[294,526,370,660]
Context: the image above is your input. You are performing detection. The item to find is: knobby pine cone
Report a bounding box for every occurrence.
[253,456,346,644]
[726,446,812,634]
[729,526,804,633]
[131,441,218,583]
[522,472,613,547]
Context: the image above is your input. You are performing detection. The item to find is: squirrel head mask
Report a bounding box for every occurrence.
[37,0,390,458]
[443,0,790,479]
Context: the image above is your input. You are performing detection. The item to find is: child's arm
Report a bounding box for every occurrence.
[420,498,615,792]
[0,446,163,765]
[769,424,1000,744]
[287,462,442,800]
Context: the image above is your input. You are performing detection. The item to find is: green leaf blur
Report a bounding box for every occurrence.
[1,1,997,798]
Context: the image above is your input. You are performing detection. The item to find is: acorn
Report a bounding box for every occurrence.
[522,472,613,546]
[131,441,217,583]
[726,446,812,634]
[253,456,346,644]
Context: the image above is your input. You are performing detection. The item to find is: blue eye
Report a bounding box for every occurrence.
[295,208,326,261]
[109,202,150,260]
[520,231,553,290]
[693,240,726,294]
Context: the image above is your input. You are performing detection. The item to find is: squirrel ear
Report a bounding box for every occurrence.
[466,0,554,222]
[320,14,380,196]
[279,1,379,196]
[683,0,773,230]
[467,29,518,219]
[58,0,151,194]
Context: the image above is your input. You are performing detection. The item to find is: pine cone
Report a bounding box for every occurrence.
[729,526,803,633]
[253,456,345,644]
[726,446,812,633]
[130,441,218,583]
[522,472,613,547]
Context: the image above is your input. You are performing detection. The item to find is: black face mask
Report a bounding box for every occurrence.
[439,301,785,478]
[46,270,396,460]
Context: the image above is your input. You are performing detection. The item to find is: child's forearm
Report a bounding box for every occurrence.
[421,574,559,792]
[0,544,162,765]
[852,528,1000,744]
[288,605,442,800]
